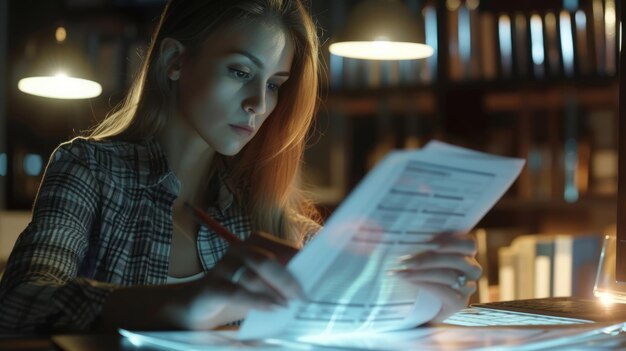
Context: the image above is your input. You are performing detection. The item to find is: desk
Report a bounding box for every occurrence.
[4,324,626,351]
[0,333,160,351]
[0,325,239,351]
[53,334,157,351]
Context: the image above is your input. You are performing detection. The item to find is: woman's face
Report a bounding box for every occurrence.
[176,19,295,156]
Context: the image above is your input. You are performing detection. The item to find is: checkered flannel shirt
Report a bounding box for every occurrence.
[0,137,319,334]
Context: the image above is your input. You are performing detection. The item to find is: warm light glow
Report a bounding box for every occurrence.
[596,292,617,306]
[466,0,480,11]
[604,0,616,30]
[329,41,434,60]
[55,26,67,42]
[498,15,512,73]
[446,0,461,11]
[530,14,545,65]
[18,74,102,99]
[559,11,575,76]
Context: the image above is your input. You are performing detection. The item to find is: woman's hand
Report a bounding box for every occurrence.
[175,232,303,329]
[391,232,482,322]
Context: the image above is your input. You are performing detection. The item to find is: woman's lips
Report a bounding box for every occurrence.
[229,124,254,137]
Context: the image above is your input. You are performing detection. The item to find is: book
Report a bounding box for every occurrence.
[511,235,537,299]
[495,232,602,300]
[498,245,516,300]
[570,234,602,297]
[480,12,498,80]
[534,236,555,298]
[553,233,603,298]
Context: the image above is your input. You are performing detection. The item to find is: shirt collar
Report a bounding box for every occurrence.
[94,138,236,213]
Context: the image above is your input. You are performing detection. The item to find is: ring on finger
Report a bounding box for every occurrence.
[451,274,467,290]
[230,266,248,284]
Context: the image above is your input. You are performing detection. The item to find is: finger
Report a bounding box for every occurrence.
[210,281,284,312]
[391,268,465,287]
[239,245,306,300]
[417,282,477,322]
[432,234,477,255]
[211,247,293,305]
[397,253,482,280]
[391,270,478,297]
[229,265,291,307]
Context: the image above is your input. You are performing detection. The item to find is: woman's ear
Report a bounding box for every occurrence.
[160,37,185,81]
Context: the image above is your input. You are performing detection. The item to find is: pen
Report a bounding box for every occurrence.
[183,202,242,245]
[184,202,299,266]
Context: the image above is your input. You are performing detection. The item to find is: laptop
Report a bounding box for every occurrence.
[443,297,626,326]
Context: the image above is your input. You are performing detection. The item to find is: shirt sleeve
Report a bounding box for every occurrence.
[0,142,117,334]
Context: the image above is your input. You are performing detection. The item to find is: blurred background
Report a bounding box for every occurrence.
[0,0,621,302]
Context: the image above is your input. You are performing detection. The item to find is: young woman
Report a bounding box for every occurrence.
[0,0,481,334]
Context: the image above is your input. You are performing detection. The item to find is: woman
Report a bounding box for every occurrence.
[0,0,480,334]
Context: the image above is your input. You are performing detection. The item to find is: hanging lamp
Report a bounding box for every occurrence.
[329,0,434,60]
[17,26,102,99]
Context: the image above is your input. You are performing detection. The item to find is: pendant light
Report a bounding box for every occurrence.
[329,0,434,60]
[17,26,102,100]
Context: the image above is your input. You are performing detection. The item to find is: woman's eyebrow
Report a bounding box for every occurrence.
[229,49,290,77]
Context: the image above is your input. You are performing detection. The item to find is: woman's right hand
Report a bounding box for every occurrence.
[175,233,303,329]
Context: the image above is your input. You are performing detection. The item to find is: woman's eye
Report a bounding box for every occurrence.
[267,82,280,92]
[229,68,251,80]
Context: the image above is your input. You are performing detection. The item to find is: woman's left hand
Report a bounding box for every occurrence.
[391,231,482,322]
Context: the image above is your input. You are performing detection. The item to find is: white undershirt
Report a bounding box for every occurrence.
[166,271,204,284]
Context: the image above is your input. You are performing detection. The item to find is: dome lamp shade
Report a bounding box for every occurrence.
[17,29,102,100]
[329,0,434,60]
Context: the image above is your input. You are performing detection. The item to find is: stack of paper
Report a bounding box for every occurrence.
[241,141,524,340]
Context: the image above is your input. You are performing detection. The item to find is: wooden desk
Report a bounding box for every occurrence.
[0,326,240,351]
[0,333,160,351]
[53,334,154,351]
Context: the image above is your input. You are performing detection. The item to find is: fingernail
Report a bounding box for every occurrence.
[389,264,409,271]
[397,255,413,262]
[387,268,409,276]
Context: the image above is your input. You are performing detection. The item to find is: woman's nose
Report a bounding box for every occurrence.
[242,86,266,116]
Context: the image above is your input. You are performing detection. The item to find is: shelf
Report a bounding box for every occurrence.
[325,91,436,116]
[484,83,619,112]
[494,195,617,211]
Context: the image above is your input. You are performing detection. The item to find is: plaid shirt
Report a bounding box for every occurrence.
[0,138,310,334]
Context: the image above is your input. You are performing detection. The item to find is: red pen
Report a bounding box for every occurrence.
[184,202,242,245]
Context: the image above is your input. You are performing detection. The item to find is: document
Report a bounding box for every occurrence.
[240,141,525,340]
[119,322,626,350]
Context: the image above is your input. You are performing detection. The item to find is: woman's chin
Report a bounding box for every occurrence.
[215,142,246,157]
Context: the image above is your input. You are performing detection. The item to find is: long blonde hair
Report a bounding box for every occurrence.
[88,0,321,245]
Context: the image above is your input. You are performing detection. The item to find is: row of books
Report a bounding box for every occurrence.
[447,0,620,81]
[495,232,603,301]
[329,0,620,89]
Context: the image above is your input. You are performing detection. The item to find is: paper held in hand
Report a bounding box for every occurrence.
[240,141,525,340]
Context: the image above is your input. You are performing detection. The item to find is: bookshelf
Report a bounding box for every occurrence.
[310,0,620,229]
[303,0,621,302]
